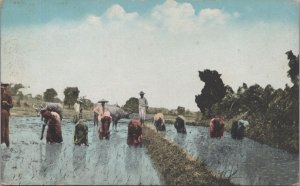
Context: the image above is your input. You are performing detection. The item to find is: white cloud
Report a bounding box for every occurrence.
[198,8,236,25]
[151,0,197,32]
[1,2,298,111]
[150,1,240,33]
[86,15,102,25]
[105,4,138,21]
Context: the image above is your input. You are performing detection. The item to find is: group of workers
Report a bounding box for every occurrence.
[0,85,149,148]
[1,82,248,149]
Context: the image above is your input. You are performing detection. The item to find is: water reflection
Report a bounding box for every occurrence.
[173,133,187,146]
[4,117,161,185]
[1,148,11,183]
[72,145,87,177]
[125,147,143,174]
[166,124,299,185]
[39,143,62,177]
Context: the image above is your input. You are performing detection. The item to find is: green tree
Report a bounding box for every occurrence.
[177,106,185,115]
[78,96,94,109]
[286,50,299,86]
[10,83,24,96]
[25,94,32,100]
[211,84,237,117]
[237,83,248,95]
[64,87,80,108]
[34,94,43,101]
[241,84,264,112]
[262,84,275,111]
[122,97,139,113]
[195,69,226,116]
[43,88,58,102]
[17,91,24,100]
[53,97,62,103]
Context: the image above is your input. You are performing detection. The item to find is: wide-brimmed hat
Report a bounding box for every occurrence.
[98,99,109,104]
[139,91,145,95]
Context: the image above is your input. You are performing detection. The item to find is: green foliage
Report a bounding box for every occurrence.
[209,51,299,152]
[63,87,80,108]
[34,94,43,101]
[25,94,32,100]
[10,83,24,96]
[17,91,24,100]
[147,107,170,115]
[16,99,21,107]
[43,88,58,102]
[168,109,177,116]
[286,50,299,86]
[79,97,94,109]
[177,106,185,115]
[242,84,264,112]
[122,97,139,113]
[53,97,62,103]
[195,69,226,116]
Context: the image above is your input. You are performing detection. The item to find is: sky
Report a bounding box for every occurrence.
[1,0,299,111]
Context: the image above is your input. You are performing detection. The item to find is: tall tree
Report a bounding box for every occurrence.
[78,96,94,109]
[177,106,185,115]
[43,88,58,102]
[195,69,226,115]
[263,84,275,111]
[17,91,24,100]
[10,83,24,96]
[242,84,264,112]
[286,50,299,86]
[63,87,80,108]
[122,97,139,113]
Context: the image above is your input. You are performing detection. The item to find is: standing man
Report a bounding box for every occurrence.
[138,91,148,126]
[1,83,13,148]
[73,99,84,124]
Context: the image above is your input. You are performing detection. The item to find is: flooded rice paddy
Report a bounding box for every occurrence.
[0,117,162,185]
[1,116,298,185]
[162,124,299,185]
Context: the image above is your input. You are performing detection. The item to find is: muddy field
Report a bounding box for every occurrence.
[0,117,162,185]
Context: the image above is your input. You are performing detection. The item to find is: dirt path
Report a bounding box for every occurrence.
[143,123,233,185]
[0,117,162,185]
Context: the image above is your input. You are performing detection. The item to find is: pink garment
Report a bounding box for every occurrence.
[209,117,225,138]
[93,105,102,114]
[46,112,63,143]
[98,108,111,122]
[51,112,61,121]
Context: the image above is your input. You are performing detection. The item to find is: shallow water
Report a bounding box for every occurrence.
[0,117,162,185]
[163,124,299,185]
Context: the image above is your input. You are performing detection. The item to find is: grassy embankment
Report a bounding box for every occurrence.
[143,123,234,185]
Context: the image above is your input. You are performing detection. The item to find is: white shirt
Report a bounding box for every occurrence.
[139,97,148,108]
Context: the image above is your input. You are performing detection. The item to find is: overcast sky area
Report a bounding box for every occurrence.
[1,0,299,111]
